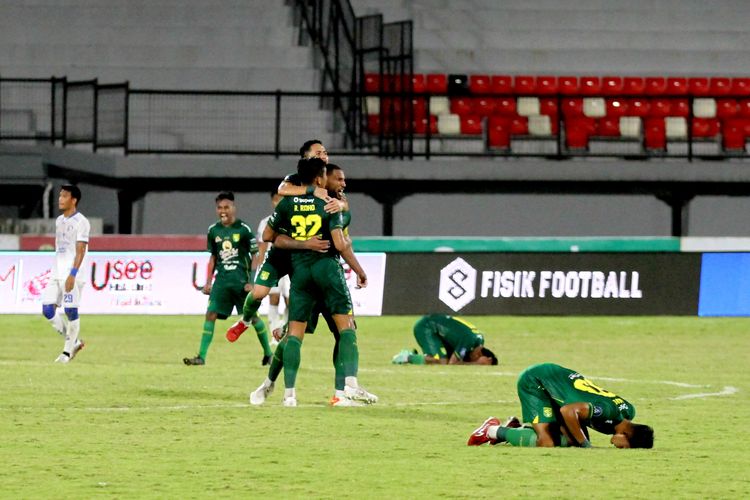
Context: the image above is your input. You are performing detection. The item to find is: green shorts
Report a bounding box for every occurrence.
[413,316,448,359]
[207,279,248,320]
[288,258,352,323]
[516,363,564,425]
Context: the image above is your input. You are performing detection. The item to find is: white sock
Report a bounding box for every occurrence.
[268,305,279,329]
[241,319,251,327]
[345,376,358,388]
[335,389,346,398]
[49,309,66,336]
[263,377,273,388]
[63,318,80,355]
[284,388,296,399]
[488,425,501,440]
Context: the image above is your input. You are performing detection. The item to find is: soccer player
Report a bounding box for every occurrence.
[467,362,654,448]
[183,192,272,366]
[391,314,498,365]
[252,157,376,407]
[42,184,89,363]
[256,190,289,341]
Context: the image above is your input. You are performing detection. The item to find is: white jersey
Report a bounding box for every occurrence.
[257,215,272,251]
[53,211,90,280]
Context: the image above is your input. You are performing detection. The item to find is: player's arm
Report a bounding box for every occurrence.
[332,229,367,288]
[65,241,88,292]
[272,234,330,252]
[559,403,593,447]
[203,254,216,295]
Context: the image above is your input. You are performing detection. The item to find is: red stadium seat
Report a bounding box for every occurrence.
[627,98,651,117]
[716,99,739,119]
[739,99,750,117]
[597,117,620,136]
[460,115,483,135]
[723,124,745,151]
[668,99,689,117]
[645,77,667,95]
[514,75,536,94]
[691,118,720,137]
[450,97,473,116]
[490,75,513,94]
[487,116,511,148]
[494,97,517,116]
[426,74,448,94]
[364,73,380,93]
[367,114,382,135]
[602,76,624,95]
[623,77,646,96]
[561,98,584,117]
[469,74,491,94]
[472,97,497,116]
[649,98,672,117]
[413,115,438,135]
[383,74,402,93]
[606,98,629,117]
[411,74,426,93]
[410,97,427,120]
[644,118,666,150]
[557,76,580,95]
[567,117,596,135]
[689,77,710,96]
[580,76,602,95]
[666,77,689,95]
[539,98,558,118]
[710,77,731,96]
[565,118,594,149]
[731,78,750,97]
[535,76,558,95]
[510,116,529,135]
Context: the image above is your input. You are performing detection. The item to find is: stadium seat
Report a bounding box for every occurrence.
[602,76,624,95]
[494,97,517,116]
[367,114,381,135]
[437,114,461,134]
[535,76,558,95]
[539,98,558,118]
[623,77,646,96]
[365,73,380,93]
[469,74,491,94]
[627,98,651,117]
[561,98,584,117]
[645,77,667,95]
[565,118,594,149]
[583,98,606,118]
[383,74,401,93]
[490,75,513,94]
[510,116,529,135]
[517,97,540,116]
[619,117,642,138]
[487,116,511,148]
[460,115,483,135]
[665,77,689,95]
[410,97,427,120]
[731,78,750,97]
[413,115,438,135]
[665,117,688,139]
[689,77,710,96]
[691,118,720,138]
[514,75,536,95]
[710,77,731,96]
[429,96,450,115]
[448,74,470,95]
[716,98,739,119]
[450,97,473,116]
[527,115,552,136]
[580,76,602,95]
[472,97,496,116]
[411,74,426,93]
[605,98,629,117]
[426,74,448,94]
[739,99,750,118]
[722,124,745,151]
[364,96,380,115]
[694,98,717,118]
[648,98,672,117]
[597,117,620,136]
[670,99,690,117]
[557,76,580,95]
[644,118,666,150]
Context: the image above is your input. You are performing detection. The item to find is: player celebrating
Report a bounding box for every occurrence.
[183,192,272,366]
[467,362,654,448]
[256,190,289,342]
[391,314,498,365]
[42,184,89,363]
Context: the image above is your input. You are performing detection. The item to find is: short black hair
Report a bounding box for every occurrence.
[327,163,342,174]
[271,189,280,199]
[61,184,81,204]
[629,424,654,449]
[480,347,498,365]
[297,157,327,185]
[299,139,323,158]
[215,191,235,203]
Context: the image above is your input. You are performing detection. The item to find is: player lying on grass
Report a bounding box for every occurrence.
[391,314,498,365]
[468,362,654,448]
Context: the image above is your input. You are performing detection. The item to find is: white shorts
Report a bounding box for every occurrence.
[42,279,85,309]
[269,275,290,299]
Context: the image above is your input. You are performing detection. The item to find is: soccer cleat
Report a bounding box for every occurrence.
[249,381,275,406]
[54,353,71,364]
[183,355,205,366]
[391,349,412,364]
[467,416,501,446]
[282,396,297,407]
[329,395,365,407]
[70,339,85,360]
[503,416,522,429]
[261,354,271,366]
[225,321,248,342]
[344,384,378,404]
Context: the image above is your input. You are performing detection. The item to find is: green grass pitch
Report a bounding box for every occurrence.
[1,315,748,498]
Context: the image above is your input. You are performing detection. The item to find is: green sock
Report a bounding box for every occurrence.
[198,320,215,359]
[267,337,287,382]
[338,329,359,378]
[333,334,345,391]
[408,353,426,365]
[251,316,273,356]
[242,296,262,323]
[499,427,538,447]
[283,336,302,389]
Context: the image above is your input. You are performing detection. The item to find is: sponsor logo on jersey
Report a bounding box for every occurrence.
[438,257,477,312]
[215,236,222,243]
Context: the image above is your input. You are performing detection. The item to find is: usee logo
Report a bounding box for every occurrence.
[439,257,477,312]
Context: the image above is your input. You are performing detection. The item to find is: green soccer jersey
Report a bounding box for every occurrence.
[207,219,257,284]
[524,363,636,434]
[423,314,485,360]
[268,195,344,267]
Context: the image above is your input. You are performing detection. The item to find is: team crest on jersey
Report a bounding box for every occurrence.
[222,240,233,251]
[593,406,603,417]
[232,233,240,242]
[543,407,553,418]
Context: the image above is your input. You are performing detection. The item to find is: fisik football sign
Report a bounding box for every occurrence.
[385,253,701,315]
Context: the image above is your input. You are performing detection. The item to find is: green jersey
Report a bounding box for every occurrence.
[207,219,257,284]
[268,194,344,267]
[520,363,636,434]
[416,314,485,360]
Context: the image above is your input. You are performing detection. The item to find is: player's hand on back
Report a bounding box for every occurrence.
[304,237,330,253]
[243,283,253,292]
[324,198,344,214]
[313,187,329,201]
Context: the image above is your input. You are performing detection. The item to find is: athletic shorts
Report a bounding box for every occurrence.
[413,316,448,359]
[207,279,248,320]
[269,274,290,297]
[288,258,352,323]
[42,279,85,309]
[516,363,563,425]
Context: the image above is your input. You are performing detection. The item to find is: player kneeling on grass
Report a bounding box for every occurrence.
[468,362,654,449]
[391,314,498,366]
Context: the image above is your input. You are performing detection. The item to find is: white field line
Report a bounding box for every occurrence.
[670,386,739,400]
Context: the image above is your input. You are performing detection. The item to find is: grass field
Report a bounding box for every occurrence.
[1,314,748,498]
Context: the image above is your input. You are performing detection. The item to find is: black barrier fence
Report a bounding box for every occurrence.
[1,77,749,160]
[382,253,702,315]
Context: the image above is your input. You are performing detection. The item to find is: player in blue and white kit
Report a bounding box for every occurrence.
[42,185,90,363]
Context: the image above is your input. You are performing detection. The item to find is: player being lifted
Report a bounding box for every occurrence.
[467,362,654,448]
[183,192,272,366]
[252,158,376,406]
[42,184,89,363]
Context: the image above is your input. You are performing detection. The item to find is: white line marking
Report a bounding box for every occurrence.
[670,386,739,400]
[593,376,708,389]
